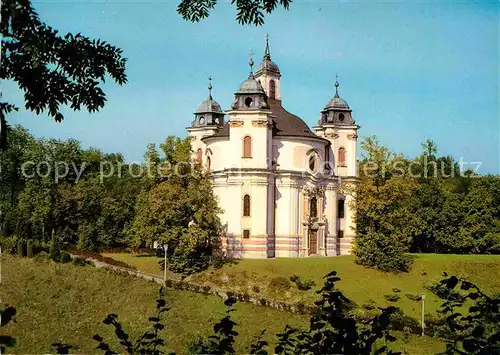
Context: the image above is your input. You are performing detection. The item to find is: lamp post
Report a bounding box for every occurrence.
[163,244,168,284]
[421,293,426,336]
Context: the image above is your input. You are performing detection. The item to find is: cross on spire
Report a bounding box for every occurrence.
[264,33,271,59]
[248,49,255,78]
[208,76,212,100]
[334,74,340,98]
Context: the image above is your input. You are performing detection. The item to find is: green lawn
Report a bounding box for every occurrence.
[104,253,500,320]
[1,255,445,354]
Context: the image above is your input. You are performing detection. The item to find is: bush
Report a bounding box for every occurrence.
[72,256,94,267]
[388,308,420,334]
[361,299,377,311]
[405,293,422,302]
[59,251,71,263]
[252,285,260,293]
[384,294,400,302]
[296,279,315,291]
[0,235,18,254]
[289,275,316,291]
[268,276,291,293]
[354,231,412,272]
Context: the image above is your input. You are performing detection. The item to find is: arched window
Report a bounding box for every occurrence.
[245,97,253,108]
[310,196,318,218]
[337,199,345,219]
[339,113,345,122]
[309,154,316,172]
[269,80,276,99]
[196,148,202,165]
[338,147,346,166]
[243,136,252,158]
[243,194,251,217]
[205,149,212,170]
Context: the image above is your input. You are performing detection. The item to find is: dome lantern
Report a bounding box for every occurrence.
[191,76,225,128]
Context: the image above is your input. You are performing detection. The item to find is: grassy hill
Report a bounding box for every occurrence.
[105,253,500,320]
[0,255,445,354]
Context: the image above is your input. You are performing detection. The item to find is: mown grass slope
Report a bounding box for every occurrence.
[105,253,500,320]
[1,255,446,354]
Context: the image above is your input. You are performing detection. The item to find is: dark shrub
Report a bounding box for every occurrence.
[405,293,422,302]
[384,294,400,302]
[268,276,291,293]
[72,256,94,267]
[362,299,377,311]
[60,251,71,263]
[289,274,300,283]
[296,279,315,291]
[252,285,260,293]
[0,235,17,254]
[388,308,420,334]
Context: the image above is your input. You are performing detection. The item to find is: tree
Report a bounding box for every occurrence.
[0,0,127,150]
[177,0,292,26]
[126,136,223,274]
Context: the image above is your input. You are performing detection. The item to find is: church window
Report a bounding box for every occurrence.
[337,199,345,219]
[338,147,346,166]
[243,194,251,217]
[206,156,211,170]
[269,80,276,99]
[310,196,318,218]
[199,116,205,125]
[339,113,345,122]
[196,148,202,165]
[243,229,250,239]
[243,136,252,158]
[245,97,253,108]
[309,154,316,172]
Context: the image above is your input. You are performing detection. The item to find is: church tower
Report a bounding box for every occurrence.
[314,78,359,255]
[187,77,225,167]
[254,35,281,101]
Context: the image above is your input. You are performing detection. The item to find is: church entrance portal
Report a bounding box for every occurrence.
[308,229,318,255]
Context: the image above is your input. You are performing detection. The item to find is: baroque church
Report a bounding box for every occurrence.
[187,37,359,258]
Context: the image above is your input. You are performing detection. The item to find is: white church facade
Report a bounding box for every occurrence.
[187,38,359,258]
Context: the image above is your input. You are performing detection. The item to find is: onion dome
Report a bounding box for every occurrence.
[192,77,225,127]
[324,80,350,110]
[319,78,354,126]
[231,54,268,110]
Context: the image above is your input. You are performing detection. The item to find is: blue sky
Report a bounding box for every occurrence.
[5,1,499,173]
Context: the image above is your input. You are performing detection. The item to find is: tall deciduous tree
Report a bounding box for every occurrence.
[0,0,127,149]
[127,136,223,274]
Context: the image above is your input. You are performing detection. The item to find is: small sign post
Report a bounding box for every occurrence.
[163,244,168,284]
[421,293,426,336]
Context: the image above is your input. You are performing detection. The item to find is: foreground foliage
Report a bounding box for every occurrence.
[0,0,127,149]
[4,256,497,355]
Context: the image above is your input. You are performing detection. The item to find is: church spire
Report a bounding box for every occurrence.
[264,33,271,59]
[208,76,213,100]
[248,49,255,78]
[334,75,340,98]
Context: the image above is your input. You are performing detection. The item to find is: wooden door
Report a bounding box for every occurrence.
[309,229,317,255]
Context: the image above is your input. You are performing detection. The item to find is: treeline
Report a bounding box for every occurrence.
[354,137,500,271]
[0,126,222,274]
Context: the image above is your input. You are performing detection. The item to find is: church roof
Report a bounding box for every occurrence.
[324,80,350,111]
[236,75,266,95]
[196,98,223,114]
[206,99,327,142]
